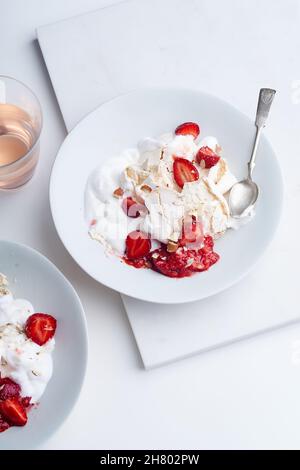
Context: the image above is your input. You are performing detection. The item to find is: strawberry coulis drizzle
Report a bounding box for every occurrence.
[122,235,220,278]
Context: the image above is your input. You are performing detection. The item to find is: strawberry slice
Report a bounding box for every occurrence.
[196,146,220,168]
[0,377,21,401]
[180,215,204,248]
[0,397,27,427]
[175,122,200,139]
[25,313,57,346]
[122,197,145,218]
[125,230,151,259]
[173,157,199,189]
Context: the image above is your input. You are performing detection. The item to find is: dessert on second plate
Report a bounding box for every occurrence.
[0,273,57,433]
[85,121,253,278]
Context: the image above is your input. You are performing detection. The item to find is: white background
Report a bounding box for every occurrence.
[1,0,300,449]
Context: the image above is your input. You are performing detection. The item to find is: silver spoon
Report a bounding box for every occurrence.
[229,88,276,218]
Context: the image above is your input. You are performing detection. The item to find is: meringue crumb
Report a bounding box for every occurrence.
[113,187,124,198]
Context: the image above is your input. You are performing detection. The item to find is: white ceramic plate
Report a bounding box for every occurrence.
[0,241,88,450]
[50,88,283,304]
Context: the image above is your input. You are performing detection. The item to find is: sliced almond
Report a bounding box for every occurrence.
[113,187,124,198]
[140,184,152,193]
[0,287,10,296]
[126,166,148,185]
[167,240,179,253]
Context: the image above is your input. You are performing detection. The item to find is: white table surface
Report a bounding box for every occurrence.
[1,0,300,450]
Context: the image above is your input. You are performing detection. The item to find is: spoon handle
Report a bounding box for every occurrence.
[248,88,276,178]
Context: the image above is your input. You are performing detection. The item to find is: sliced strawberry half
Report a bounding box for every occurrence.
[196,146,220,169]
[121,197,146,218]
[0,397,27,427]
[125,230,151,259]
[25,313,57,346]
[175,122,200,139]
[0,377,21,401]
[180,215,204,248]
[173,157,199,188]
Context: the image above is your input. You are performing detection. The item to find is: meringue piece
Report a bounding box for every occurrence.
[217,172,237,194]
[141,188,183,243]
[181,178,229,237]
[151,159,176,191]
[203,177,230,217]
[138,137,162,170]
[211,205,228,235]
[208,158,237,194]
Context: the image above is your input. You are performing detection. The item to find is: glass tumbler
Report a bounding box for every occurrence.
[0,76,43,190]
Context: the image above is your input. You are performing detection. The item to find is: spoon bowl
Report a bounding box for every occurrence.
[229,178,259,217]
[228,88,275,218]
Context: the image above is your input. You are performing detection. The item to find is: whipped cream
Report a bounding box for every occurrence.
[85,130,251,256]
[0,274,54,403]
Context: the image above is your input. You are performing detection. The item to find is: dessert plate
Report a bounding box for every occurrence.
[50,88,283,304]
[0,241,88,449]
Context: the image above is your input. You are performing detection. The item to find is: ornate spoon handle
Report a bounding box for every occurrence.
[248,88,276,178]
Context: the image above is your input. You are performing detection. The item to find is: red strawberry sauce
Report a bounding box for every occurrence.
[122,235,219,278]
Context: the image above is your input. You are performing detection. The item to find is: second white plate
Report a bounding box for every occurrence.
[0,241,88,449]
[50,88,283,304]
